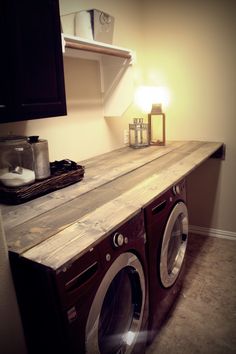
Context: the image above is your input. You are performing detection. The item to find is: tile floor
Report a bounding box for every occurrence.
[146,233,236,354]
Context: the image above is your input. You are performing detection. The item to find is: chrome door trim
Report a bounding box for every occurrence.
[160,202,188,288]
[85,252,146,354]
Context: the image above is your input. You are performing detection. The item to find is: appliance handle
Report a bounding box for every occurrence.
[152,200,167,215]
[65,261,98,293]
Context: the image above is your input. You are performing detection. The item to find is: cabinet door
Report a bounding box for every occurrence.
[0,1,13,119]
[1,0,67,123]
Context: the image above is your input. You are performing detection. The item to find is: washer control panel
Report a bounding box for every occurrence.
[172,184,181,195]
[112,232,129,248]
[113,232,124,247]
[172,180,185,196]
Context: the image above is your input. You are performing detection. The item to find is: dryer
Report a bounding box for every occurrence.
[11,211,148,354]
[144,179,188,344]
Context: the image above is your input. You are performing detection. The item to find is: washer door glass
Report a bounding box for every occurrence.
[160,202,188,288]
[86,252,146,354]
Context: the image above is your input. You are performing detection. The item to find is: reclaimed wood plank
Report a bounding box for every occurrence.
[1,141,185,232]
[6,141,206,254]
[21,141,223,270]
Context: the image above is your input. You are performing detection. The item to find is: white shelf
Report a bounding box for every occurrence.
[62,34,133,61]
[62,34,135,117]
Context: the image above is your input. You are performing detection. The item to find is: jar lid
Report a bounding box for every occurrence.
[0,135,28,144]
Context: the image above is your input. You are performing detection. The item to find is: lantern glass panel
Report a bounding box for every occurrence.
[129,118,149,148]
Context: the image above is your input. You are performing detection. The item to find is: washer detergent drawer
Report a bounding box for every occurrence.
[144,189,173,228]
[144,180,186,227]
[56,247,100,309]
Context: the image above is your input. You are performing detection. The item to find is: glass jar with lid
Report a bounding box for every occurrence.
[0,136,35,187]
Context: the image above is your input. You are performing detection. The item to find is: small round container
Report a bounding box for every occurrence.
[0,136,35,187]
[28,136,50,180]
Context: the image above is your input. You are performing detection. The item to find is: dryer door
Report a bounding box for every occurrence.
[85,252,146,354]
[160,202,188,288]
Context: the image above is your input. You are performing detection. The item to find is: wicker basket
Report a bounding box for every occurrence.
[0,164,85,205]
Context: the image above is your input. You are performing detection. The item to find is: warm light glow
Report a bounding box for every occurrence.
[134,85,170,113]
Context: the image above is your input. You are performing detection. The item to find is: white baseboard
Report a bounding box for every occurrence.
[189,225,236,241]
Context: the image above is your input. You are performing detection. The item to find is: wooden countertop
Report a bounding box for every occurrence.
[0,141,224,271]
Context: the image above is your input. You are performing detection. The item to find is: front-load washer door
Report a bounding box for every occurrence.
[160,202,188,288]
[85,252,146,354]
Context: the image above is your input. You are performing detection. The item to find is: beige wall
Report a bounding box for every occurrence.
[140,0,236,233]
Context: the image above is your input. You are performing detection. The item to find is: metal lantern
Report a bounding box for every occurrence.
[148,104,166,146]
[129,118,149,149]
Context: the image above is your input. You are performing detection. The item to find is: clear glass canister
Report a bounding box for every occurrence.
[0,136,35,187]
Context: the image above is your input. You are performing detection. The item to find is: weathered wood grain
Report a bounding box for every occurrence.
[1,141,185,232]
[20,141,223,270]
[5,141,205,253]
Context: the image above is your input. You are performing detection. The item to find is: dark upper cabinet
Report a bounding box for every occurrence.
[0,0,67,124]
[0,1,11,117]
